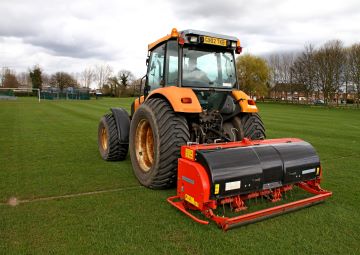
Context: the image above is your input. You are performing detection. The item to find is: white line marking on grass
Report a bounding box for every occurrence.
[1,186,144,206]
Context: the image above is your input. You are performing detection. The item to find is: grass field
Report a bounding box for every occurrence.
[0,97,359,254]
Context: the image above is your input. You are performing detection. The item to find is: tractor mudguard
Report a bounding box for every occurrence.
[147,86,202,113]
[132,96,145,116]
[147,88,257,113]
[110,108,130,144]
[232,90,258,113]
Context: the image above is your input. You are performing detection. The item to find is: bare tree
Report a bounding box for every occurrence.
[342,47,352,104]
[117,70,135,87]
[2,68,20,88]
[94,64,113,89]
[107,76,120,96]
[292,44,317,103]
[16,72,32,88]
[1,67,11,87]
[131,78,143,97]
[268,52,296,101]
[268,54,281,99]
[348,43,360,107]
[280,52,295,102]
[314,40,344,104]
[49,72,78,91]
[81,67,94,88]
[72,72,81,87]
[42,73,51,88]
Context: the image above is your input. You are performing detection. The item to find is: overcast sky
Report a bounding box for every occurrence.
[1,0,359,78]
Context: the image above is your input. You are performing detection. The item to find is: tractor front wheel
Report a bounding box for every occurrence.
[129,98,190,189]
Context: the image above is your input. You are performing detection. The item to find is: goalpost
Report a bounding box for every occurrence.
[0,87,41,102]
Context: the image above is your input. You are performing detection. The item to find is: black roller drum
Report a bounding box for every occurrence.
[195,141,320,199]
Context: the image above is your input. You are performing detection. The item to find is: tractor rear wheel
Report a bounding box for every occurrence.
[98,114,128,161]
[241,113,266,140]
[129,98,190,189]
[223,116,244,141]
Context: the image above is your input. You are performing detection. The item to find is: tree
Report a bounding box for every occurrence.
[3,69,20,88]
[236,54,270,97]
[282,53,296,101]
[314,40,344,104]
[118,70,135,87]
[268,54,281,99]
[42,73,51,88]
[131,78,143,97]
[107,76,121,96]
[81,67,94,88]
[49,72,78,91]
[292,44,317,102]
[94,64,113,89]
[280,53,295,84]
[267,53,295,100]
[101,84,111,96]
[1,67,8,87]
[16,72,32,88]
[29,66,43,90]
[342,47,352,104]
[348,43,360,107]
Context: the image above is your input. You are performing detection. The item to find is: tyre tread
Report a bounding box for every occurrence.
[241,113,266,140]
[143,98,190,188]
[101,114,128,161]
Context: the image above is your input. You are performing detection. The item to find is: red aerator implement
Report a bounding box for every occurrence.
[168,138,332,230]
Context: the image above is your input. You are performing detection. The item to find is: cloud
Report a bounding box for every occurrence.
[0,0,359,77]
[0,1,119,60]
[170,0,360,50]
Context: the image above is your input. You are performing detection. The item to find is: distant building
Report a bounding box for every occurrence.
[269,83,357,103]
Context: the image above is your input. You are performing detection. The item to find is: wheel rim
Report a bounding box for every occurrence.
[100,126,108,150]
[135,119,154,172]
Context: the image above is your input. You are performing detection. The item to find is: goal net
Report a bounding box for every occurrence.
[0,87,41,102]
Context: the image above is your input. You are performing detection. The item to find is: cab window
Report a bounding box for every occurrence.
[147,44,165,91]
[165,40,178,85]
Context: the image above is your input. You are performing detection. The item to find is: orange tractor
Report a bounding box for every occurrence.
[98,28,331,229]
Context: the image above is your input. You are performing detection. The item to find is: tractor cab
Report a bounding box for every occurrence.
[145,29,242,110]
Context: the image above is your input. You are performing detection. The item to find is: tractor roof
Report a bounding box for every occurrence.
[148,28,239,51]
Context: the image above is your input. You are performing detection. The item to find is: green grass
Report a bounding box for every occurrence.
[0,98,359,254]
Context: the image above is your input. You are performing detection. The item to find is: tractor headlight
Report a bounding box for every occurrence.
[231,41,237,48]
[189,36,198,43]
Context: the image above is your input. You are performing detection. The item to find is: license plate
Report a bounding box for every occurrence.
[203,36,227,46]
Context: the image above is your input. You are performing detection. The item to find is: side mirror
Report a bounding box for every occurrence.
[139,74,148,96]
[146,58,149,66]
[144,85,150,96]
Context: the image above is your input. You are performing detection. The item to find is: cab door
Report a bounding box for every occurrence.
[147,44,165,91]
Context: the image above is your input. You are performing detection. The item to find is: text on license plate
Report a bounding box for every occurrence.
[203,36,227,46]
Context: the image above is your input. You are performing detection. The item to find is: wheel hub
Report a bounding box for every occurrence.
[100,127,108,150]
[135,119,154,172]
